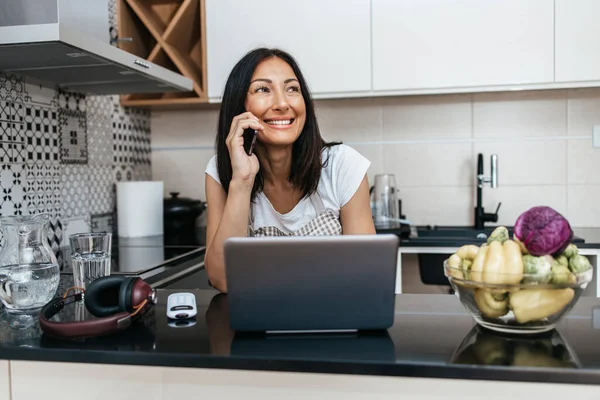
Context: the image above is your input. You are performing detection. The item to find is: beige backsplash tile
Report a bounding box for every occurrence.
[381,93,472,140]
[567,139,600,184]
[473,90,567,138]
[480,185,567,226]
[314,97,381,143]
[397,186,473,226]
[152,149,215,200]
[383,142,473,187]
[473,139,567,185]
[152,108,219,147]
[567,184,600,227]
[567,87,600,136]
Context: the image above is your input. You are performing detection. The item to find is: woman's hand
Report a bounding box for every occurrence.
[226,112,263,184]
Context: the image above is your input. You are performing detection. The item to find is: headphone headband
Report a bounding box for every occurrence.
[39,277,156,339]
[39,293,133,339]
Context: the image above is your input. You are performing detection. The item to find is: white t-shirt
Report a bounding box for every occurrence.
[204,144,370,234]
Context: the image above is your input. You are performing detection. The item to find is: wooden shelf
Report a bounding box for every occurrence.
[117,0,208,108]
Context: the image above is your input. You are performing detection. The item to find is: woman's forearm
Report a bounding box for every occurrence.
[205,180,253,292]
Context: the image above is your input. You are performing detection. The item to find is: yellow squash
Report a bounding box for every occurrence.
[447,244,479,280]
[470,238,524,285]
[509,288,575,324]
[474,289,509,319]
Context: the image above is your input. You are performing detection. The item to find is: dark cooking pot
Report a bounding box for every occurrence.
[163,192,206,245]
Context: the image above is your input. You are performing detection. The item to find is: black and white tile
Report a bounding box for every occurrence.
[25,163,62,218]
[133,165,153,181]
[89,166,113,214]
[61,165,90,219]
[13,105,60,164]
[108,0,117,33]
[0,99,11,151]
[91,212,114,233]
[57,91,86,113]
[113,165,134,182]
[87,111,112,165]
[0,142,10,165]
[59,108,88,164]
[113,107,151,166]
[87,95,113,118]
[0,164,26,216]
[47,216,64,266]
[0,72,24,103]
[0,100,10,122]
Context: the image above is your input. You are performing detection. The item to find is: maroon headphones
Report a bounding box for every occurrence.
[39,276,157,339]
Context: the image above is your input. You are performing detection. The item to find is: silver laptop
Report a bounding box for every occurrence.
[223,234,399,333]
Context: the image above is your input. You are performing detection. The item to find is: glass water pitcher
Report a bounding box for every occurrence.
[0,214,60,314]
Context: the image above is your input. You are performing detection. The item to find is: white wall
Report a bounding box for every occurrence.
[151,88,600,227]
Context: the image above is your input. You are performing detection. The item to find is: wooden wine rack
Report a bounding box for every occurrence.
[117,0,209,108]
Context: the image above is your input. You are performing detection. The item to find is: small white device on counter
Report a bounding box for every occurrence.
[166,292,197,320]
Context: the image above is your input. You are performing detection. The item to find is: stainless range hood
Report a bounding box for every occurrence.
[0,0,193,95]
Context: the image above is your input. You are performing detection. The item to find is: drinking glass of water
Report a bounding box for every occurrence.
[69,232,112,290]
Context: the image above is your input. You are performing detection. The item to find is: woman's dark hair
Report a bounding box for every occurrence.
[215,47,340,201]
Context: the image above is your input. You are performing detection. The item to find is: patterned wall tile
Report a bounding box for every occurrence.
[0,72,24,102]
[0,100,10,121]
[0,119,11,165]
[0,100,12,147]
[89,166,113,214]
[133,165,152,181]
[12,102,24,126]
[0,164,26,216]
[113,165,133,182]
[0,140,10,164]
[113,107,151,166]
[47,216,64,266]
[87,113,112,166]
[61,165,90,219]
[57,91,86,113]
[13,105,60,164]
[109,0,117,29]
[25,163,62,218]
[87,95,113,118]
[59,108,88,164]
[91,212,114,233]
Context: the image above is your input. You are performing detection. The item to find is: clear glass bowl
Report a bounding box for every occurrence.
[443,260,594,335]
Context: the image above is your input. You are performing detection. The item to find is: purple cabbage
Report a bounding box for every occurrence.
[514,206,573,256]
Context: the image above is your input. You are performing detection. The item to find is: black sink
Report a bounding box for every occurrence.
[411,225,584,244]
[414,225,515,241]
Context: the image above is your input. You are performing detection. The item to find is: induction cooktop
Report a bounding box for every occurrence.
[60,235,204,277]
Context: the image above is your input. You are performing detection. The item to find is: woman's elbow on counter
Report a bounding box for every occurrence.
[205,264,228,293]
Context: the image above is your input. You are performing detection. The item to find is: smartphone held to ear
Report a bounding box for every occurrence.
[243,129,258,155]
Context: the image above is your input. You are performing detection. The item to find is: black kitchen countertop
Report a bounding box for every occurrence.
[2,284,600,386]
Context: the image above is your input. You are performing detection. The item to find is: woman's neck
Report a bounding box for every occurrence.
[256,145,293,189]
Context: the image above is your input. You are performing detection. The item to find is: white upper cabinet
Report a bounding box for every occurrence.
[555,0,600,82]
[205,0,371,102]
[371,0,554,92]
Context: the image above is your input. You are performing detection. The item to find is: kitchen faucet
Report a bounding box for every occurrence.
[474,153,501,229]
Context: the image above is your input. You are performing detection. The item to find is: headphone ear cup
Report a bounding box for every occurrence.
[85,276,130,317]
[119,277,138,313]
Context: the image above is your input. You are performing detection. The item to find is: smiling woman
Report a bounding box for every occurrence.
[203,48,375,293]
